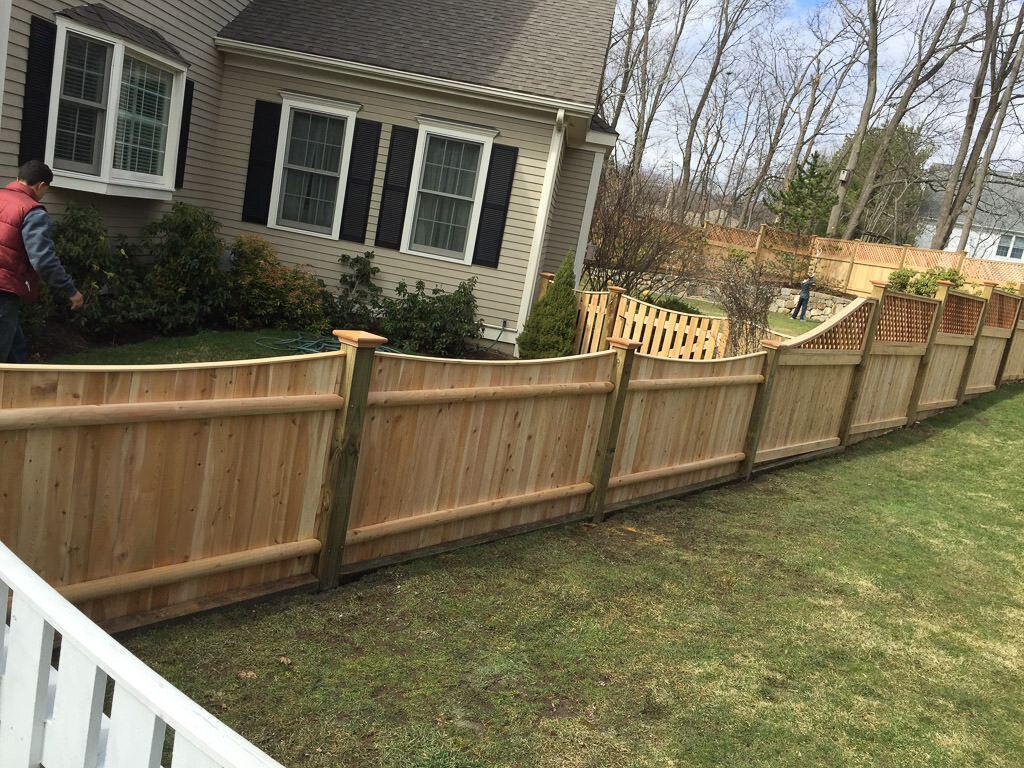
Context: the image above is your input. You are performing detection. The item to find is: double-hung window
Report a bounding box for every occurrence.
[996,234,1024,260]
[268,94,359,239]
[47,16,186,197]
[402,118,496,264]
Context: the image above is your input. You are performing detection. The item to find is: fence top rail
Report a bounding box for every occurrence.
[777,296,875,351]
[884,289,942,306]
[635,349,766,365]
[0,349,344,374]
[377,349,618,367]
[0,539,287,767]
[623,293,728,320]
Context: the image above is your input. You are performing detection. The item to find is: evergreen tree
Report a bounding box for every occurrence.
[765,153,836,238]
[517,254,578,359]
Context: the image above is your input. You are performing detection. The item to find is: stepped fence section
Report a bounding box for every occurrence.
[1,284,1023,634]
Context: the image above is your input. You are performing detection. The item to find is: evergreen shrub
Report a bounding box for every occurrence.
[517,254,578,359]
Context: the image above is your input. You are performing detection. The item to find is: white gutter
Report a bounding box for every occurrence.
[515,108,566,353]
[214,38,595,118]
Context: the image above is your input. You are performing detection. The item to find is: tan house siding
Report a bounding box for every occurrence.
[541,146,596,276]
[209,56,562,335]
[2,0,248,232]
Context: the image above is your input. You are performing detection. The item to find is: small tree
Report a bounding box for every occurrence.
[711,250,782,356]
[765,153,837,282]
[585,165,706,295]
[517,254,578,359]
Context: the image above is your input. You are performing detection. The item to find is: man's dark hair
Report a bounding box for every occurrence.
[17,160,54,186]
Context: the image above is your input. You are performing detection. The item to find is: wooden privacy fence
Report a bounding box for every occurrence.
[2,284,1024,630]
[701,222,1011,297]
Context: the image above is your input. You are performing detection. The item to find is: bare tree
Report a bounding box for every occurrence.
[929,0,1024,249]
[841,0,977,239]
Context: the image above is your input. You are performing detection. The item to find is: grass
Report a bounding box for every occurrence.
[674,296,820,337]
[122,384,1024,767]
[46,329,319,365]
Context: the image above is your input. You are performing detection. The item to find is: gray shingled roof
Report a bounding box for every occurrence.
[218,0,615,106]
[920,173,1024,231]
[58,4,186,63]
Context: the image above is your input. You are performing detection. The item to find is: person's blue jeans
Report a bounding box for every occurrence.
[0,292,27,363]
[791,295,809,321]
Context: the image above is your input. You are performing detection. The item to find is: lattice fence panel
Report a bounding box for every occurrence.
[904,248,961,269]
[705,223,759,250]
[763,226,808,253]
[858,242,904,266]
[962,258,1024,285]
[876,294,935,344]
[985,292,1021,329]
[939,293,984,336]
[798,301,874,350]
[811,237,858,261]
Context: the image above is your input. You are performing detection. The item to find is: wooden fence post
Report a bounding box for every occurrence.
[898,244,911,268]
[603,286,626,349]
[905,281,950,425]
[586,337,640,523]
[741,340,781,479]
[838,281,886,445]
[843,240,860,294]
[753,223,766,263]
[955,282,995,406]
[317,330,388,589]
[956,251,967,272]
[537,272,555,301]
[996,293,1024,385]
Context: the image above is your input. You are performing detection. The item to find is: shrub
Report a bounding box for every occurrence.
[224,235,331,334]
[711,250,781,356]
[379,278,483,356]
[642,291,699,315]
[140,203,227,331]
[517,254,578,359]
[888,266,965,297]
[51,203,144,337]
[331,250,384,330]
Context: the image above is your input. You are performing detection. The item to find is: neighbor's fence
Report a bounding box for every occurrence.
[1,284,1023,633]
[562,278,781,360]
[702,222,1002,297]
[0,539,285,767]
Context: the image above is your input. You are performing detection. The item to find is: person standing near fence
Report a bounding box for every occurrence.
[791,273,815,321]
[0,160,83,363]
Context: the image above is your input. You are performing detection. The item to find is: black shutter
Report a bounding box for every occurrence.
[339,119,381,243]
[174,79,195,190]
[19,17,57,165]
[472,144,518,268]
[241,100,282,224]
[374,125,418,249]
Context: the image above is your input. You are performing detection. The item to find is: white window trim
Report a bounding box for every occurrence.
[45,17,187,200]
[401,116,498,265]
[266,92,361,240]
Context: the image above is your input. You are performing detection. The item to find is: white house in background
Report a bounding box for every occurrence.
[1,0,618,351]
[916,173,1024,262]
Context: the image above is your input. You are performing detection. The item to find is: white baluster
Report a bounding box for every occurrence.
[103,687,166,768]
[41,642,106,768]
[0,595,54,766]
[171,733,223,768]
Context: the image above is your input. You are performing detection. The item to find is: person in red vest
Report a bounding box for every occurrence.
[0,160,83,362]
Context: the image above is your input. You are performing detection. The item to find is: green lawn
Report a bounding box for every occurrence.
[122,385,1024,768]
[674,297,819,337]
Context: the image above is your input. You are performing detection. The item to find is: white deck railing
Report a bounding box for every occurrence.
[0,540,286,768]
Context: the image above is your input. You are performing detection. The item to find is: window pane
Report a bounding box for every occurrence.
[114,56,172,175]
[62,35,109,104]
[286,112,344,172]
[997,234,1012,258]
[421,136,480,198]
[1012,236,1024,260]
[412,192,472,254]
[55,103,101,165]
[280,168,338,229]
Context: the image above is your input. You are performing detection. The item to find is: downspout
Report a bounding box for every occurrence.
[0,0,10,133]
[514,108,566,354]
[574,148,607,283]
